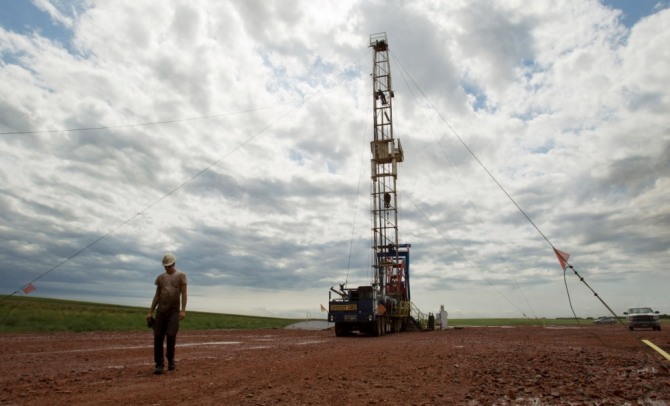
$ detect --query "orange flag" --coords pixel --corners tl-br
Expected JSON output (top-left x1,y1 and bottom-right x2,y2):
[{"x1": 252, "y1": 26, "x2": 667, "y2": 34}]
[
  {"x1": 553, "y1": 248, "x2": 570, "y2": 270},
  {"x1": 22, "y1": 283, "x2": 37, "y2": 294}
]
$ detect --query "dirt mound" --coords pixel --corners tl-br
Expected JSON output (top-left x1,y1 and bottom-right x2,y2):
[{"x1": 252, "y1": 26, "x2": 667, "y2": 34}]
[{"x1": 1, "y1": 325, "x2": 669, "y2": 405}]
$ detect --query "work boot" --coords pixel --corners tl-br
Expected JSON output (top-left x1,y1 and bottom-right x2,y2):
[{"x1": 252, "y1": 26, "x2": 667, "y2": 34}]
[
  {"x1": 154, "y1": 365, "x2": 164, "y2": 375},
  {"x1": 168, "y1": 361, "x2": 176, "y2": 371}
]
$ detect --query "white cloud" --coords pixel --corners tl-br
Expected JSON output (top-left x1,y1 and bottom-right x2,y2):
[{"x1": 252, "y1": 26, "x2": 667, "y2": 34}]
[{"x1": 1, "y1": 1, "x2": 669, "y2": 319}]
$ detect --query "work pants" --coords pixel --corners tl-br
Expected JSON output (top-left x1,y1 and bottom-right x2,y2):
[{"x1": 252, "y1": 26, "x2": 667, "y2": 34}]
[{"x1": 153, "y1": 311, "x2": 180, "y2": 367}]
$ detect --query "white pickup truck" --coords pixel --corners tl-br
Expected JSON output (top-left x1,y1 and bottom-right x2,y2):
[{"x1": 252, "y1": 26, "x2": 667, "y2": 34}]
[{"x1": 623, "y1": 307, "x2": 661, "y2": 331}]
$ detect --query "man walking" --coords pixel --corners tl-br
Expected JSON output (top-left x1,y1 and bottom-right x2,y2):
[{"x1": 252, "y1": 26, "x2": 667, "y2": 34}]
[{"x1": 146, "y1": 253, "x2": 187, "y2": 375}]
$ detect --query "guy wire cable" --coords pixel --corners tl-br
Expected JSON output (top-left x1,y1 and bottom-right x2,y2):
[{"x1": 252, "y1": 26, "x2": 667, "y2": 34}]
[
  {"x1": 1, "y1": 101, "x2": 305, "y2": 303},
  {"x1": 404, "y1": 191, "x2": 531, "y2": 319},
  {"x1": 344, "y1": 99, "x2": 372, "y2": 286},
  {"x1": 389, "y1": 50, "x2": 625, "y2": 322},
  {"x1": 391, "y1": 52, "x2": 537, "y2": 320},
  {"x1": 3, "y1": 49, "x2": 373, "y2": 303},
  {"x1": 389, "y1": 51, "x2": 670, "y2": 363}
]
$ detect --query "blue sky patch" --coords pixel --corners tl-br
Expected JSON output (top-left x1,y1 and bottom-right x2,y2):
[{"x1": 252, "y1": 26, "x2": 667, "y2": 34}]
[
  {"x1": 602, "y1": 0, "x2": 670, "y2": 27},
  {"x1": 0, "y1": 2, "x2": 74, "y2": 47}
]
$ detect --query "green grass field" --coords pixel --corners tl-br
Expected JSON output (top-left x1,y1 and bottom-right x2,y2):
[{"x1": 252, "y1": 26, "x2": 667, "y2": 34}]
[
  {"x1": 1, "y1": 296, "x2": 665, "y2": 333},
  {"x1": 0, "y1": 296, "x2": 300, "y2": 333}
]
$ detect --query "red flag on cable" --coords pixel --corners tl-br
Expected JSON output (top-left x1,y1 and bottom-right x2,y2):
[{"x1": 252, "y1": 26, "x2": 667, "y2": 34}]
[
  {"x1": 320, "y1": 304, "x2": 327, "y2": 312},
  {"x1": 22, "y1": 283, "x2": 37, "y2": 294},
  {"x1": 553, "y1": 248, "x2": 570, "y2": 270}
]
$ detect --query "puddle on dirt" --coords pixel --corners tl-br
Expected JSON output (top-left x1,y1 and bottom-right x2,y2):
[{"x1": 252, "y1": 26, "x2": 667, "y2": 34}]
[
  {"x1": 296, "y1": 340, "x2": 327, "y2": 345},
  {"x1": 37, "y1": 341, "x2": 244, "y2": 354},
  {"x1": 487, "y1": 396, "x2": 667, "y2": 406},
  {"x1": 180, "y1": 341, "x2": 242, "y2": 347},
  {"x1": 618, "y1": 366, "x2": 657, "y2": 377},
  {"x1": 544, "y1": 326, "x2": 580, "y2": 329}
]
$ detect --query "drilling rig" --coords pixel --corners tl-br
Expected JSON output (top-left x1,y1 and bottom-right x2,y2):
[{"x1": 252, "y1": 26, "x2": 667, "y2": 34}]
[{"x1": 328, "y1": 33, "x2": 423, "y2": 336}]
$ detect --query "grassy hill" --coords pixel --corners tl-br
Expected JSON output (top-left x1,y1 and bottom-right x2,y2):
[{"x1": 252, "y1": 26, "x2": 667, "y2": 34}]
[
  {"x1": 0, "y1": 296, "x2": 301, "y2": 333},
  {"x1": 3, "y1": 295, "x2": 663, "y2": 333}
]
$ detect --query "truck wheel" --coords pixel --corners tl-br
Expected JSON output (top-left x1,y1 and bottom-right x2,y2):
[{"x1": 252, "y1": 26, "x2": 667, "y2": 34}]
[
  {"x1": 393, "y1": 319, "x2": 401, "y2": 334},
  {"x1": 374, "y1": 319, "x2": 383, "y2": 337},
  {"x1": 335, "y1": 323, "x2": 348, "y2": 337}
]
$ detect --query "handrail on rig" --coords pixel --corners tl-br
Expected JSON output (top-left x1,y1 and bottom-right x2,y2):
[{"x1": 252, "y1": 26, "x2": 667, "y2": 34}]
[
  {"x1": 410, "y1": 302, "x2": 428, "y2": 328},
  {"x1": 370, "y1": 32, "x2": 388, "y2": 49},
  {"x1": 391, "y1": 300, "x2": 411, "y2": 317}
]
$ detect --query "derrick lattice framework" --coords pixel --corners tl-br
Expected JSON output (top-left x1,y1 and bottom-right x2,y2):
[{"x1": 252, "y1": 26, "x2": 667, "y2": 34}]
[{"x1": 369, "y1": 33, "x2": 408, "y2": 304}]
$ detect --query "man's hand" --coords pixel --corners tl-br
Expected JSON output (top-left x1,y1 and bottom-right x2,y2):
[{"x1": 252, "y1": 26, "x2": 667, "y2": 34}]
[
  {"x1": 146, "y1": 314, "x2": 155, "y2": 328},
  {"x1": 179, "y1": 310, "x2": 186, "y2": 320}
]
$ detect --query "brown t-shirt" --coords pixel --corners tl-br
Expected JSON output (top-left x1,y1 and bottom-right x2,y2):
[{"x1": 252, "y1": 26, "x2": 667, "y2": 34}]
[{"x1": 155, "y1": 270, "x2": 187, "y2": 313}]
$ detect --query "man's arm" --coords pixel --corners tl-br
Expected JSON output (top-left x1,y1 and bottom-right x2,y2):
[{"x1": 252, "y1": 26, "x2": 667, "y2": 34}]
[
  {"x1": 179, "y1": 282, "x2": 187, "y2": 320},
  {"x1": 146, "y1": 285, "x2": 160, "y2": 320}
]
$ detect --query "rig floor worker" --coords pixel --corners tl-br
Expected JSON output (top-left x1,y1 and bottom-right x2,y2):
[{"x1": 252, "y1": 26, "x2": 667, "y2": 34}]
[{"x1": 146, "y1": 253, "x2": 187, "y2": 375}]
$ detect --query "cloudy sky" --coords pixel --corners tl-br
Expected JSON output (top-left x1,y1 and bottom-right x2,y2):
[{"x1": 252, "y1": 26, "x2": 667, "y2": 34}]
[{"x1": 1, "y1": 0, "x2": 668, "y2": 319}]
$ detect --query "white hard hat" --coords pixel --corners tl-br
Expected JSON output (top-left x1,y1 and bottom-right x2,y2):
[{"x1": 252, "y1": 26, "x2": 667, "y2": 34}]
[{"x1": 162, "y1": 253, "x2": 176, "y2": 267}]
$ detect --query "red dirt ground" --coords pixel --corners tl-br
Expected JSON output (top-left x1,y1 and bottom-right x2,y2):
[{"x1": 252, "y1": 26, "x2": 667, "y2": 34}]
[{"x1": 1, "y1": 324, "x2": 669, "y2": 405}]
